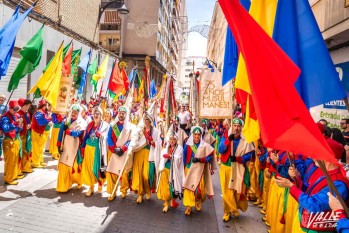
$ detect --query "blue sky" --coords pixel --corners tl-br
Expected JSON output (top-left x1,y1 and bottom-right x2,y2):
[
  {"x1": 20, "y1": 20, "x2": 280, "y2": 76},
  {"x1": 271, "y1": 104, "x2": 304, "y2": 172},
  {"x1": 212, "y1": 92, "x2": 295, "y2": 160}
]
[{"x1": 186, "y1": 0, "x2": 216, "y2": 57}]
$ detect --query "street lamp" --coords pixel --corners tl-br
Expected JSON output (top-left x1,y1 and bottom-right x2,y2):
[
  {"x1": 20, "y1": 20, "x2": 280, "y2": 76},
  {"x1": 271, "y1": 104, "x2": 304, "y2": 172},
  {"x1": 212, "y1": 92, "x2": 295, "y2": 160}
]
[{"x1": 117, "y1": 2, "x2": 129, "y2": 58}]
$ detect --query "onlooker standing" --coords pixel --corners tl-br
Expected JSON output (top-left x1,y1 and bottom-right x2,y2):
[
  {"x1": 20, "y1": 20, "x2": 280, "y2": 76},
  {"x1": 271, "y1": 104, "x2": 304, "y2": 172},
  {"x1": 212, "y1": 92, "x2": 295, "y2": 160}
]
[
  {"x1": 340, "y1": 118, "x2": 349, "y2": 163},
  {"x1": 178, "y1": 105, "x2": 191, "y2": 135}
]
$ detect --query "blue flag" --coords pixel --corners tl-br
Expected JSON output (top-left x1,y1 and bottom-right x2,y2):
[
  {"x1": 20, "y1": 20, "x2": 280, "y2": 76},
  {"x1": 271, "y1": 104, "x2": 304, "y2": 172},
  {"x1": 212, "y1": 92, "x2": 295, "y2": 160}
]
[
  {"x1": 78, "y1": 50, "x2": 91, "y2": 95},
  {"x1": 150, "y1": 79, "x2": 157, "y2": 98},
  {"x1": 221, "y1": 0, "x2": 250, "y2": 86},
  {"x1": 273, "y1": 0, "x2": 346, "y2": 108},
  {"x1": 128, "y1": 68, "x2": 136, "y2": 85},
  {"x1": 0, "y1": 5, "x2": 34, "y2": 78}
]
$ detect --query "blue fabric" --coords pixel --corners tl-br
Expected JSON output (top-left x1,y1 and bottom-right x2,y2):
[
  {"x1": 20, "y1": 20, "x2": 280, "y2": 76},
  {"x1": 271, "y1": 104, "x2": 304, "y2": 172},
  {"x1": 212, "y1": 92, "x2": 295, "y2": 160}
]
[
  {"x1": 107, "y1": 122, "x2": 128, "y2": 147},
  {"x1": 299, "y1": 180, "x2": 348, "y2": 213},
  {"x1": 259, "y1": 149, "x2": 268, "y2": 163},
  {"x1": 78, "y1": 50, "x2": 91, "y2": 94},
  {"x1": 272, "y1": 0, "x2": 346, "y2": 108},
  {"x1": 337, "y1": 218, "x2": 349, "y2": 233},
  {"x1": 0, "y1": 5, "x2": 33, "y2": 77},
  {"x1": 128, "y1": 68, "x2": 135, "y2": 85},
  {"x1": 276, "y1": 155, "x2": 306, "y2": 179},
  {"x1": 301, "y1": 160, "x2": 318, "y2": 192},
  {"x1": 0, "y1": 115, "x2": 20, "y2": 134},
  {"x1": 218, "y1": 136, "x2": 227, "y2": 154},
  {"x1": 34, "y1": 111, "x2": 50, "y2": 126},
  {"x1": 150, "y1": 79, "x2": 157, "y2": 98},
  {"x1": 221, "y1": 0, "x2": 250, "y2": 86}
]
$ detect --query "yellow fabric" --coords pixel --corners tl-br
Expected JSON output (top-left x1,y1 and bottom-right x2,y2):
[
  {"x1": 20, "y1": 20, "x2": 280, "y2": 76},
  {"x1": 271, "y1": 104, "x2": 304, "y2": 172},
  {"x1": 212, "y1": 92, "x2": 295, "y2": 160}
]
[
  {"x1": 31, "y1": 130, "x2": 47, "y2": 166},
  {"x1": 28, "y1": 44, "x2": 64, "y2": 110},
  {"x1": 220, "y1": 163, "x2": 240, "y2": 215},
  {"x1": 71, "y1": 159, "x2": 81, "y2": 185},
  {"x1": 157, "y1": 167, "x2": 171, "y2": 201},
  {"x1": 56, "y1": 162, "x2": 73, "y2": 192},
  {"x1": 285, "y1": 195, "x2": 299, "y2": 233},
  {"x1": 3, "y1": 138, "x2": 20, "y2": 183},
  {"x1": 262, "y1": 169, "x2": 271, "y2": 210},
  {"x1": 247, "y1": 161, "x2": 258, "y2": 199},
  {"x1": 131, "y1": 148, "x2": 151, "y2": 196},
  {"x1": 20, "y1": 135, "x2": 32, "y2": 172},
  {"x1": 292, "y1": 210, "x2": 305, "y2": 233},
  {"x1": 235, "y1": 0, "x2": 278, "y2": 143},
  {"x1": 49, "y1": 127, "x2": 60, "y2": 157},
  {"x1": 183, "y1": 167, "x2": 206, "y2": 207},
  {"x1": 267, "y1": 177, "x2": 285, "y2": 233},
  {"x1": 81, "y1": 144, "x2": 97, "y2": 186},
  {"x1": 92, "y1": 54, "x2": 109, "y2": 82},
  {"x1": 266, "y1": 176, "x2": 277, "y2": 223}
]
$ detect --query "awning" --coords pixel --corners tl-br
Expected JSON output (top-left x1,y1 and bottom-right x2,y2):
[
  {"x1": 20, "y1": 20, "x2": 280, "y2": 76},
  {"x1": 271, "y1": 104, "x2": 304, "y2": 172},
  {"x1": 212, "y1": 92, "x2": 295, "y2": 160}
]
[{"x1": 104, "y1": 11, "x2": 120, "y2": 24}]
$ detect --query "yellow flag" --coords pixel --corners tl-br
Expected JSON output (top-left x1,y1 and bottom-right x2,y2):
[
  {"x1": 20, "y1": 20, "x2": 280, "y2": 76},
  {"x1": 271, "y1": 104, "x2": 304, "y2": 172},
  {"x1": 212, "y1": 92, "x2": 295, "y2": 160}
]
[
  {"x1": 92, "y1": 54, "x2": 109, "y2": 82},
  {"x1": 235, "y1": 0, "x2": 277, "y2": 143},
  {"x1": 28, "y1": 43, "x2": 64, "y2": 110}
]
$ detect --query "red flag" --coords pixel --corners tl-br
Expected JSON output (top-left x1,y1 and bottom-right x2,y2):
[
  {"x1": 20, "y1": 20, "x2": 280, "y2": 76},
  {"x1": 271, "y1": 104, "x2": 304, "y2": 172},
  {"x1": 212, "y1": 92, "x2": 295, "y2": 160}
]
[
  {"x1": 218, "y1": 0, "x2": 337, "y2": 164},
  {"x1": 62, "y1": 43, "x2": 73, "y2": 75},
  {"x1": 121, "y1": 67, "x2": 129, "y2": 91},
  {"x1": 108, "y1": 61, "x2": 124, "y2": 95}
]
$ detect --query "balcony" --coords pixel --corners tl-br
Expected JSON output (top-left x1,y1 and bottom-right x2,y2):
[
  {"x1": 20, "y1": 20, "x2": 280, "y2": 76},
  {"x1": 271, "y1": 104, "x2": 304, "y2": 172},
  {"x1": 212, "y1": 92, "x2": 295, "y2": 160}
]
[
  {"x1": 100, "y1": 24, "x2": 121, "y2": 33},
  {"x1": 101, "y1": 45, "x2": 120, "y2": 53}
]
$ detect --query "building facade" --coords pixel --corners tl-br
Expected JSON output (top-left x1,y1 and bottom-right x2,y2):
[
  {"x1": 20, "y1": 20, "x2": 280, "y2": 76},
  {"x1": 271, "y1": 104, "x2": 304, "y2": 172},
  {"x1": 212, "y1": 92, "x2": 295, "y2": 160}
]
[{"x1": 100, "y1": 0, "x2": 187, "y2": 86}]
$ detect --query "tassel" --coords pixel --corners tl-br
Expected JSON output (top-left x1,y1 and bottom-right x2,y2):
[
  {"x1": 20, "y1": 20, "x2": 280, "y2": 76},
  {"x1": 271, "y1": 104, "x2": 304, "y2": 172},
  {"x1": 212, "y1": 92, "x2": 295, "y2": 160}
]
[
  {"x1": 72, "y1": 167, "x2": 75, "y2": 174},
  {"x1": 171, "y1": 199, "x2": 179, "y2": 209},
  {"x1": 280, "y1": 214, "x2": 285, "y2": 224}
]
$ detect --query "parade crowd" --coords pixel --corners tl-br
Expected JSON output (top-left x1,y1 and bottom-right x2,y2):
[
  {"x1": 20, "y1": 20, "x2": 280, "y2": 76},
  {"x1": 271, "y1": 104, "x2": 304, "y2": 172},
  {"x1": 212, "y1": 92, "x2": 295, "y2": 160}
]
[{"x1": 1, "y1": 93, "x2": 349, "y2": 233}]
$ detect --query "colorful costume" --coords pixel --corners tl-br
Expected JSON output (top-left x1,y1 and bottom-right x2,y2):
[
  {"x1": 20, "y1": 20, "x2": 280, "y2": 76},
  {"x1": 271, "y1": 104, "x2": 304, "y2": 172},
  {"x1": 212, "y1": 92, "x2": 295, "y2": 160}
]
[
  {"x1": 106, "y1": 106, "x2": 133, "y2": 201},
  {"x1": 182, "y1": 126, "x2": 215, "y2": 216},
  {"x1": 31, "y1": 106, "x2": 51, "y2": 168},
  {"x1": 17, "y1": 107, "x2": 32, "y2": 173},
  {"x1": 0, "y1": 101, "x2": 23, "y2": 184},
  {"x1": 218, "y1": 128, "x2": 254, "y2": 221},
  {"x1": 81, "y1": 110, "x2": 109, "y2": 197},
  {"x1": 56, "y1": 105, "x2": 87, "y2": 192},
  {"x1": 50, "y1": 113, "x2": 64, "y2": 160},
  {"x1": 157, "y1": 141, "x2": 184, "y2": 212}
]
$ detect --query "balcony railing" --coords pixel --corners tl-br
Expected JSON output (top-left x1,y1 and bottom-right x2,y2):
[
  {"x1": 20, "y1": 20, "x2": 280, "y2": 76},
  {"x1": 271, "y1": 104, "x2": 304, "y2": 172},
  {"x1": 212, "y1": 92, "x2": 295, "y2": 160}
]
[
  {"x1": 100, "y1": 24, "x2": 120, "y2": 31},
  {"x1": 101, "y1": 45, "x2": 120, "y2": 53}
]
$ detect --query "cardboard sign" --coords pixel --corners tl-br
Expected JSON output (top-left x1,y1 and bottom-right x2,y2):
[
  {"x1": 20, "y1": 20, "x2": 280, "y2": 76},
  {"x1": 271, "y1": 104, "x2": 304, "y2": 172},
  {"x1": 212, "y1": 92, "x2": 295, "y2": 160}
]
[{"x1": 54, "y1": 74, "x2": 73, "y2": 114}]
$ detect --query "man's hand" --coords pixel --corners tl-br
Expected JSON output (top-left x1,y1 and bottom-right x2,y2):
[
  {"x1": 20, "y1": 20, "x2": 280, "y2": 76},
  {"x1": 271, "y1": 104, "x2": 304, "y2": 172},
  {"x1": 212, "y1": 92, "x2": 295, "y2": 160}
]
[
  {"x1": 328, "y1": 192, "x2": 344, "y2": 211},
  {"x1": 270, "y1": 152, "x2": 278, "y2": 163},
  {"x1": 275, "y1": 177, "x2": 294, "y2": 188},
  {"x1": 27, "y1": 124, "x2": 31, "y2": 130},
  {"x1": 265, "y1": 170, "x2": 271, "y2": 178},
  {"x1": 114, "y1": 147, "x2": 124, "y2": 156}
]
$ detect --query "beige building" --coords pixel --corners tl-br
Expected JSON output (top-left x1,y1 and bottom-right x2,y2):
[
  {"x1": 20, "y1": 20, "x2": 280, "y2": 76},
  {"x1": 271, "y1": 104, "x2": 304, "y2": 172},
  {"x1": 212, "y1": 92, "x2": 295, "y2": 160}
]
[
  {"x1": 100, "y1": 0, "x2": 187, "y2": 84},
  {"x1": 206, "y1": 2, "x2": 227, "y2": 72}
]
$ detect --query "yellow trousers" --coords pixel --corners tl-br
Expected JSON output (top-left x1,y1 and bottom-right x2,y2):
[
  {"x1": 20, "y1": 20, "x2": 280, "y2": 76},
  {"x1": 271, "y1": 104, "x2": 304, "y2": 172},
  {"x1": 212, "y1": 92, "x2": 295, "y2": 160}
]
[
  {"x1": 157, "y1": 168, "x2": 171, "y2": 201},
  {"x1": 81, "y1": 144, "x2": 97, "y2": 187},
  {"x1": 56, "y1": 162, "x2": 73, "y2": 192},
  {"x1": 285, "y1": 194, "x2": 299, "y2": 233},
  {"x1": 3, "y1": 138, "x2": 20, "y2": 183},
  {"x1": 49, "y1": 127, "x2": 60, "y2": 159},
  {"x1": 183, "y1": 167, "x2": 206, "y2": 207},
  {"x1": 247, "y1": 161, "x2": 258, "y2": 200},
  {"x1": 20, "y1": 135, "x2": 32, "y2": 173},
  {"x1": 220, "y1": 163, "x2": 241, "y2": 215},
  {"x1": 131, "y1": 148, "x2": 150, "y2": 196},
  {"x1": 262, "y1": 169, "x2": 271, "y2": 211},
  {"x1": 31, "y1": 130, "x2": 47, "y2": 166},
  {"x1": 266, "y1": 177, "x2": 285, "y2": 233}
]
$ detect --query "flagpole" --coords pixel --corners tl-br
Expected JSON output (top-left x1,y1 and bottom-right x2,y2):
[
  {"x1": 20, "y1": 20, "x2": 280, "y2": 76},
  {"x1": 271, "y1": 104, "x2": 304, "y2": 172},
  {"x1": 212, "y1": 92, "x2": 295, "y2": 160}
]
[{"x1": 1, "y1": 90, "x2": 14, "y2": 115}]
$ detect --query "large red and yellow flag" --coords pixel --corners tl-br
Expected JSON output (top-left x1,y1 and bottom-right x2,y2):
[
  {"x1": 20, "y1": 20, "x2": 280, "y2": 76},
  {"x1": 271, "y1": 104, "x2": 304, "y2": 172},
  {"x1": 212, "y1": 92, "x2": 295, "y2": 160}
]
[
  {"x1": 218, "y1": 0, "x2": 338, "y2": 164},
  {"x1": 235, "y1": 0, "x2": 278, "y2": 143}
]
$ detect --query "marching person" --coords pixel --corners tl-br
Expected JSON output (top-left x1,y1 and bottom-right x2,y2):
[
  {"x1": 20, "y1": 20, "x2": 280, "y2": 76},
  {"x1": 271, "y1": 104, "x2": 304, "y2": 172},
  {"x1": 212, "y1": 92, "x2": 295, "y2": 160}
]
[
  {"x1": 50, "y1": 113, "x2": 64, "y2": 160},
  {"x1": 17, "y1": 98, "x2": 33, "y2": 173},
  {"x1": 80, "y1": 107, "x2": 109, "y2": 197},
  {"x1": 165, "y1": 116, "x2": 188, "y2": 146},
  {"x1": 0, "y1": 94, "x2": 8, "y2": 161},
  {"x1": 130, "y1": 112, "x2": 161, "y2": 204},
  {"x1": 81, "y1": 104, "x2": 92, "y2": 125},
  {"x1": 218, "y1": 118, "x2": 254, "y2": 221},
  {"x1": 106, "y1": 106, "x2": 133, "y2": 201},
  {"x1": 157, "y1": 132, "x2": 184, "y2": 213},
  {"x1": 31, "y1": 99, "x2": 52, "y2": 168},
  {"x1": 178, "y1": 105, "x2": 191, "y2": 135},
  {"x1": 0, "y1": 100, "x2": 23, "y2": 185},
  {"x1": 201, "y1": 119, "x2": 216, "y2": 146},
  {"x1": 56, "y1": 104, "x2": 87, "y2": 192},
  {"x1": 104, "y1": 109, "x2": 114, "y2": 124},
  {"x1": 182, "y1": 125, "x2": 215, "y2": 216}
]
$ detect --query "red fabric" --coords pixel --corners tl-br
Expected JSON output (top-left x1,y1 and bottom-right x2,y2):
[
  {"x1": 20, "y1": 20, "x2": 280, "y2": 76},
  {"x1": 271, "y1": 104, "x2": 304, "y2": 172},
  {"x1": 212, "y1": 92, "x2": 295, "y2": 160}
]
[
  {"x1": 18, "y1": 110, "x2": 30, "y2": 136},
  {"x1": 108, "y1": 61, "x2": 124, "y2": 95},
  {"x1": 2, "y1": 112, "x2": 19, "y2": 138},
  {"x1": 9, "y1": 100, "x2": 19, "y2": 108},
  {"x1": 18, "y1": 98, "x2": 25, "y2": 107},
  {"x1": 62, "y1": 43, "x2": 73, "y2": 75},
  {"x1": 31, "y1": 109, "x2": 48, "y2": 134},
  {"x1": 218, "y1": 0, "x2": 338, "y2": 165},
  {"x1": 335, "y1": 209, "x2": 347, "y2": 220},
  {"x1": 121, "y1": 68, "x2": 129, "y2": 92},
  {"x1": 163, "y1": 154, "x2": 171, "y2": 159},
  {"x1": 326, "y1": 138, "x2": 344, "y2": 160},
  {"x1": 121, "y1": 145, "x2": 128, "y2": 152}
]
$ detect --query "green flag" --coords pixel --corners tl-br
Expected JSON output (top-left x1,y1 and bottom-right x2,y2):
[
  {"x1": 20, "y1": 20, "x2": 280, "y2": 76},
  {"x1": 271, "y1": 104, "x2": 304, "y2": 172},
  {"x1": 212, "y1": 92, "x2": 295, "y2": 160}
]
[
  {"x1": 33, "y1": 87, "x2": 41, "y2": 99},
  {"x1": 71, "y1": 48, "x2": 82, "y2": 85},
  {"x1": 88, "y1": 57, "x2": 98, "y2": 92},
  {"x1": 8, "y1": 25, "x2": 44, "y2": 92}
]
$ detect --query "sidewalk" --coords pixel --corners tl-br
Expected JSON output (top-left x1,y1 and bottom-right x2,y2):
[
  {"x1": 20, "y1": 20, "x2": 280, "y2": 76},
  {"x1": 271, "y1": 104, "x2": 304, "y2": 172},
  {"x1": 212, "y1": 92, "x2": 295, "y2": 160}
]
[{"x1": 0, "y1": 154, "x2": 266, "y2": 233}]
